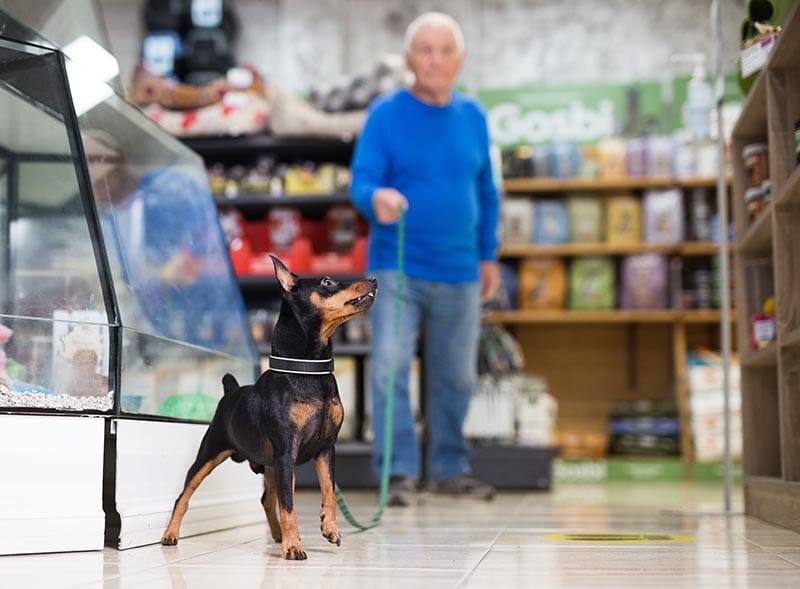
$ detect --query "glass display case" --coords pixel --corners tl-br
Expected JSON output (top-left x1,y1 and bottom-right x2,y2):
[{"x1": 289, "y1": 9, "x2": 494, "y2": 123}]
[{"x1": 0, "y1": 10, "x2": 258, "y2": 421}]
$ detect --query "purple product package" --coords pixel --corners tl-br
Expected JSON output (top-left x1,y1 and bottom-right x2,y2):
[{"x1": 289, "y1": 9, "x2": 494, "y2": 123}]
[{"x1": 620, "y1": 254, "x2": 669, "y2": 309}]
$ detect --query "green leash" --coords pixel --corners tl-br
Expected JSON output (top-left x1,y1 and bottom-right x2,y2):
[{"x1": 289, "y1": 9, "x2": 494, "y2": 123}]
[{"x1": 334, "y1": 210, "x2": 404, "y2": 530}]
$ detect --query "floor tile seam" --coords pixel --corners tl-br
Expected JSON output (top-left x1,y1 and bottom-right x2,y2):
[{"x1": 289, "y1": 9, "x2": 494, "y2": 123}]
[
  {"x1": 765, "y1": 551, "x2": 800, "y2": 568},
  {"x1": 455, "y1": 496, "x2": 531, "y2": 587}
]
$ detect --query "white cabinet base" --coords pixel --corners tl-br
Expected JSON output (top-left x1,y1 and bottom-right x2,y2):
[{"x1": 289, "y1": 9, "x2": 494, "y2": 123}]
[
  {"x1": 113, "y1": 419, "x2": 264, "y2": 549},
  {"x1": 0, "y1": 415, "x2": 105, "y2": 555}
]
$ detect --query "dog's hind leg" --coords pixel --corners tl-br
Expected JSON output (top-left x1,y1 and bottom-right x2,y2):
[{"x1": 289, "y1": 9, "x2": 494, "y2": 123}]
[
  {"x1": 314, "y1": 446, "x2": 341, "y2": 546},
  {"x1": 261, "y1": 466, "x2": 282, "y2": 543},
  {"x1": 161, "y1": 429, "x2": 233, "y2": 546}
]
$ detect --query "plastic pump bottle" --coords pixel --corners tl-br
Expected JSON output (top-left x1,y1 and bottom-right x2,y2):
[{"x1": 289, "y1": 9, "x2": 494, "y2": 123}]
[{"x1": 682, "y1": 54, "x2": 713, "y2": 141}]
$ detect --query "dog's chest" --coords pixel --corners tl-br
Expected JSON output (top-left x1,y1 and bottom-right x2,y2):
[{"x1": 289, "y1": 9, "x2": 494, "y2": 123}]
[{"x1": 290, "y1": 396, "x2": 344, "y2": 443}]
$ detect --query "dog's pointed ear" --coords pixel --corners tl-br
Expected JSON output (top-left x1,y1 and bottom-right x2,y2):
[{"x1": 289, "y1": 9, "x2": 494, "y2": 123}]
[{"x1": 270, "y1": 255, "x2": 296, "y2": 293}]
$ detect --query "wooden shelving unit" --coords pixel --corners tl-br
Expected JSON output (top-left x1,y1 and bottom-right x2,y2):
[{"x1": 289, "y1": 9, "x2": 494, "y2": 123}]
[
  {"x1": 483, "y1": 309, "x2": 726, "y2": 325},
  {"x1": 495, "y1": 170, "x2": 733, "y2": 468},
  {"x1": 732, "y1": 3, "x2": 800, "y2": 535}
]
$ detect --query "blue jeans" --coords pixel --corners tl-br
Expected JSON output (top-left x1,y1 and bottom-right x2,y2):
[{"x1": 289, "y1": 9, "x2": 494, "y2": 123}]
[{"x1": 368, "y1": 270, "x2": 480, "y2": 483}]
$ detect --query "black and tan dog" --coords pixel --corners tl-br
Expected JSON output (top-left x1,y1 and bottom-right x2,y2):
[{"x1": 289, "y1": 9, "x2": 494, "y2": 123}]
[{"x1": 161, "y1": 255, "x2": 376, "y2": 560}]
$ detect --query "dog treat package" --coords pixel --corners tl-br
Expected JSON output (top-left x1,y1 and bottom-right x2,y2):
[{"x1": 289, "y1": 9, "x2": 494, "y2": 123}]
[
  {"x1": 605, "y1": 195, "x2": 642, "y2": 245},
  {"x1": 548, "y1": 142, "x2": 582, "y2": 178},
  {"x1": 267, "y1": 206, "x2": 303, "y2": 251},
  {"x1": 567, "y1": 194, "x2": 603, "y2": 243},
  {"x1": 569, "y1": 256, "x2": 616, "y2": 310},
  {"x1": 518, "y1": 257, "x2": 566, "y2": 310},
  {"x1": 643, "y1": 188, "x2": 684, "y2": 244},
  {"x1": 597, "y1": 137, "x2": 627, "y2": 179},
  {"x1": 324, "y1": 204, "x2": 359, "y2": 253},
  {"x1": 625, "y1": 138, "x2": 648, "y2": 177},
  {"x1": 646, "y1": 135, "x2": 674, "y2": 177},
  {"x1": 501, "y1": 199, "x2": 535, "y2": 245},
  {"x1": 534, "y1": 199, "x2": 569, "y2": 244},
  {"x1": 620, "y1": 254, "x2": 669, "y2": 309}
]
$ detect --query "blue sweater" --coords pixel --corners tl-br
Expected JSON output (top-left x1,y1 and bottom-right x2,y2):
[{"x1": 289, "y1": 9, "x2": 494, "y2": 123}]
[{"x1": 350, "y1": 88, "x2": 499, "y2": 282}]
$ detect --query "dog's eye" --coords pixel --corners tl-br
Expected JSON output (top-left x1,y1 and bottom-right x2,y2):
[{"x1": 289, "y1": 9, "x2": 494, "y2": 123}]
[{"x1": 321, "y1": 276, "x2": 337, "y2": 288}]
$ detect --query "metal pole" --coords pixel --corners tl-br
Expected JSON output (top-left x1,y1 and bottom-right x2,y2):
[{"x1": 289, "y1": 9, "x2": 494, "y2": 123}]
[{"x1": 711, "y1": 0, "x2": 733, "y2": 513}]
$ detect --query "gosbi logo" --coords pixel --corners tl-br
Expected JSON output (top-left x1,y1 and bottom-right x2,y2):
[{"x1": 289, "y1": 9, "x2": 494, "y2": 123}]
[{"x1": 488, "y1": 99, "x2": 615, "y2": 145}]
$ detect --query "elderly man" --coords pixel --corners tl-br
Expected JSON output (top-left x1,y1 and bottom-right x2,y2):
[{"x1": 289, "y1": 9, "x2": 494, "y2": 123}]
[{"x1": 350, "y1": 12, "x2": 500, "y2": 507}]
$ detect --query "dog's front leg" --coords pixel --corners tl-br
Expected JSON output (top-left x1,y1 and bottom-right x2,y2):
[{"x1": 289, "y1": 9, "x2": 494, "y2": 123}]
[
  {"x1": 275, "y1": 453, "x2": 306, "y2": 560},
  {"x1": 314, "y1": 446, "x2": 341, "y2": 546}
]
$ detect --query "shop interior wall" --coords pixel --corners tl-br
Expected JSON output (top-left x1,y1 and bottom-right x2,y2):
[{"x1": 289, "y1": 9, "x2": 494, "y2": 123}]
[{"x1": 99, "y1": 0, "x2": 745, "y2": 97}]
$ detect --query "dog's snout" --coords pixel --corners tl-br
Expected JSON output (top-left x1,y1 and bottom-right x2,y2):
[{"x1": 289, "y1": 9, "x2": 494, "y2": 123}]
[{"x1": 368, "y1": 278, "x2": 377, "y2": 285}]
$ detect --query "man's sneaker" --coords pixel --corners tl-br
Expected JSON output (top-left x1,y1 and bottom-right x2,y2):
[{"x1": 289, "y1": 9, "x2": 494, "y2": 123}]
[
  {"x1": 387, "y1": 475, "x2": 417, "y2": 507},
  {"x1": 427, "y1": 474, "x2": 496, "y2": 500}
]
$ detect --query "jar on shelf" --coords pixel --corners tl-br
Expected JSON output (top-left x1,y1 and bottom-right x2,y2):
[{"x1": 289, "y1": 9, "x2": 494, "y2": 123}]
[
  {"x1": 742, "y1": 142, "x2": 769, "y2": 187},
  {"x1": 745, "y1": 185, "x2": 765, "y2": 220}
]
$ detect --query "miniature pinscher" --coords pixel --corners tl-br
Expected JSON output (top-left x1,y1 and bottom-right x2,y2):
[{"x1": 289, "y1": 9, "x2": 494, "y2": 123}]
[{"x1": 161, "y1": 255, "x2": 377, "y2": 560}]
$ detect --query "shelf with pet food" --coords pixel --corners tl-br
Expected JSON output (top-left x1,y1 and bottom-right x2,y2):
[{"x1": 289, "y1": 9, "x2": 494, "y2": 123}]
[
  {"x1": 732, "y1": 0, "x2": 800, "y2": 535},
  {"x1": 503, "y1": 176, "x2": 730, "y2": 194},
  {"x1": 494, "y1": 174, "x2": 735, "y2": 469},
  {"x1": 482, "y1": 309, "x2": 728, "y2": 325},
  {"x1": 214, "y1": 191, "x2": 352, "y2": 211},
  {"x1": 498, "y1": 241, "x2": 726, "y2": 258}
]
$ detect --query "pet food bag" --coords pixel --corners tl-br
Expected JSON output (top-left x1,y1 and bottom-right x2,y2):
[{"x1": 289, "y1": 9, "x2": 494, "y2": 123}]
[
  {"x1": 534, "y1": 199, "x2": 568, "y2": 244},
  {"x1": 518, "y1": 257, "x2": 566, "y2": 310},
  {"x1": 501, "y1": 199, "x2": 535, "y2": 245},
  {"x1": 620, "y1": 254, "x2": 669, "y2": 309},
  {"x1": 567, "y1": 194, "x2": 603, "y2": 243},
  {"x1": 569, "y1": 256, "x2": 616, "y2": 310},
  {"x1": 643, "y1": 188, "x2": 684, "y2": 244},
  {"x1": 605, "y1": 195, "x2": 642, "y2": 245},
  {"x1": 597, "y1": 137, "x2": 627, "y2": 179}
]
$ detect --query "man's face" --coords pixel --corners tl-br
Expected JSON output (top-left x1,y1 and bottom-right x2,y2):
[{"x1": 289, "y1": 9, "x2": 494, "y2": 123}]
[{"x1": 406, "y1": 24, "x2": 464, "y2": 97}]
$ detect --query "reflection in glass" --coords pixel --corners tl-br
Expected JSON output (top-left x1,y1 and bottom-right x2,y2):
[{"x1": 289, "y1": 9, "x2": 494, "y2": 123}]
[{"x1": 0, "y1": 17, "x2": 257, "y2": 418}]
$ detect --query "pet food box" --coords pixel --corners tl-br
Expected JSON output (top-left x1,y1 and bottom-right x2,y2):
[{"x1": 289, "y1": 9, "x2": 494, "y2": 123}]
[
  {"x1": 501, "y1": 199, "x2": 534, "y2": 245},
  {"x1": 620, "y1": 254, "x2": 669, "y2": 309},
  {"x1": 567, "y1": 194, "x2": 603, "y2": 243},
  {"x1": 518, "y1": 257, "x2": 566, "y2": 310},
  {"x1": 569, "y1": 256, "x2": 616, "y2": 310},
  {"x1": 643, "y1": 188, "x2": 684, "y2": 244},
  {"x1": 534, "y1": 199, "x2": 568, "y2": 244},
  {"x1": 605, "y1": 195, "x2": 641, "y2": 244}
]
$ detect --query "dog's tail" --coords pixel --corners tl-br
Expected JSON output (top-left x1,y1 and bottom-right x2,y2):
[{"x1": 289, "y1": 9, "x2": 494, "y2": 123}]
[{"x1": 222, "y1": 373, "x2": 239, "y2": 395}]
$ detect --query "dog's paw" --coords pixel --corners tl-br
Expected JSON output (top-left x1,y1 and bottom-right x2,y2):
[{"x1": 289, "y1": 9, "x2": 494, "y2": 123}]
[
  {"x1": 161, "y1": 534, "x2": 179, "y2": 546},
  {"x1": 282, "y1": 544, "x2": 307, "y2": 560},
  {"x1": 321, "y1": 524, "x2": 341, "y2": 546}
]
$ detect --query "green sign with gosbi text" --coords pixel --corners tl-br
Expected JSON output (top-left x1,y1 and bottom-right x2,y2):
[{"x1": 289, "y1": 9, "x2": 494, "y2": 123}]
[{"x1": 478, "y1": 82, "x2": 666, "y2": 148}]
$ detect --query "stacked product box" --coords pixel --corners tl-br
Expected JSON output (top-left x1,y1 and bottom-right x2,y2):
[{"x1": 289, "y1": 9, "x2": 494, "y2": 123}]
[
  {"x1": 515, "y1": 375, "x2": 558, "y2": 447},
  {"x1": 687, "y1": 352, "x2": 742, "y2": 462}
]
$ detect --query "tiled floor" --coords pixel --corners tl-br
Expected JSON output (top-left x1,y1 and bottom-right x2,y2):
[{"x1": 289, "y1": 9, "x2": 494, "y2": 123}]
[{"x1": 2, "y1": 481, "x2": 800, "y2": 588}]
